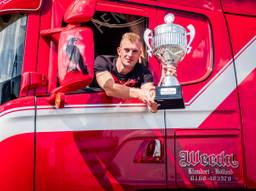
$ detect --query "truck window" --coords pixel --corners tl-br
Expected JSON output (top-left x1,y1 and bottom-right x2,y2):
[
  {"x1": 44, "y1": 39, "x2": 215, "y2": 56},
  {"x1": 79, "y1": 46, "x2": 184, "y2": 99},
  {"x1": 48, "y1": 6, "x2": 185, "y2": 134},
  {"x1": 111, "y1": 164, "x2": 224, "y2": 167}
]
[
  {"x1": 85, "y1": 11, "x2": 148, "y2": 58},
  {"x1": 0, "y1": 14, "x2": 27, "y2": 104},
  {"x1": 83, "y1": 11, "x2": 148, "y2": 90}
]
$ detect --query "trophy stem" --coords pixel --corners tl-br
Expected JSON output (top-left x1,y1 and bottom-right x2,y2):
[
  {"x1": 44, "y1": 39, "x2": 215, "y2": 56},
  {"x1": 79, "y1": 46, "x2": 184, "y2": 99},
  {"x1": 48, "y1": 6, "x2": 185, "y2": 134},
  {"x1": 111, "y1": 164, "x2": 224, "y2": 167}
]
[{"x1": 161, "y1": 75, "x2": 179, "y2": 86}]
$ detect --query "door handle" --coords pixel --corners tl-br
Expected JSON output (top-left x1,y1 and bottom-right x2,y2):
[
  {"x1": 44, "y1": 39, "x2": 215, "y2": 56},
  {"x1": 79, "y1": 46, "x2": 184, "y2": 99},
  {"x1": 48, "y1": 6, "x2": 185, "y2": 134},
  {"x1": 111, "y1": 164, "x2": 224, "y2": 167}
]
[
  {"x1": 152, "y1": 139, "x2": 161, "y2": 158},
  {"x1": 134, "y1": 139, "x2": 164, "y2": 163}
]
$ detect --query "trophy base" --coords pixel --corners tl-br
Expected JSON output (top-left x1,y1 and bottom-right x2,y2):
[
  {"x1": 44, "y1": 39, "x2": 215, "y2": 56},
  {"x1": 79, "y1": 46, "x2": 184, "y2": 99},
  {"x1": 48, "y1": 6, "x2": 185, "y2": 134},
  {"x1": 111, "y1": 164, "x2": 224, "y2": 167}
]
[{"x1": 155, "y1": 85, "x2": 185, "y2": 109}]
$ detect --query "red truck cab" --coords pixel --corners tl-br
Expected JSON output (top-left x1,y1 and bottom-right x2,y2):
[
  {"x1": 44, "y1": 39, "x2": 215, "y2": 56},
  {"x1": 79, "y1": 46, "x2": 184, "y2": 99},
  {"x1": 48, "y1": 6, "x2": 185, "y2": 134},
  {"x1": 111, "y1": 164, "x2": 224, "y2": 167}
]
[{"x1": 0, "y1": 0, "x2": 256, "y2": 190}]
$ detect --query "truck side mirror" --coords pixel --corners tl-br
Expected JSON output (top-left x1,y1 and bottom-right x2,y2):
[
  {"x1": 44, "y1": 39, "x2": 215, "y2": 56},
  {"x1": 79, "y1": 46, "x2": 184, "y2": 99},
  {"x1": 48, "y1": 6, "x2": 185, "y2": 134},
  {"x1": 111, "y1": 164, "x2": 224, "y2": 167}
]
[
  {"x1": 46, "y1": 0, "x2": 96, "y2": 108},
  {"x1": 49, "y1": 27, "x2": 94, "y2": 107},
  {"x1": 55, "y1": 27, "x2": 94, "y2": 93}
]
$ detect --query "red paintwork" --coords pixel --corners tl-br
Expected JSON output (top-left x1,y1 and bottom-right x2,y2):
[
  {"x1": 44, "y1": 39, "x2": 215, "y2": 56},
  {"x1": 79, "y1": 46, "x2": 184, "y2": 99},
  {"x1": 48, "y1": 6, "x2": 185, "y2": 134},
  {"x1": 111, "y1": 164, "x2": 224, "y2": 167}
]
[
  {"x1": 0, "y1": 133, "x2": 34, "y2": 191},
  {"x1": 0, "y1": 0, "x2": 42, "y2": 13},
  {"x1": 0, "y1": 0, "x2": 256, "y2": 190},
  {"x1": 35, "y1": 130, "x2": 166, "y2": 191},
  {"x1": 120, "y1": 0, "x2": 222, "y2": 11},
  {"x1": 225, "y1": 13, "x2": 256, "y2": 188},
  {"x1": 64, "y1": 0, "x2": 97, "y2": 23},
  {"x1": 237, "y1": 71, "x2": 256, "y2": 188},
  {"x1": 221, "y1": 0, "x2": 256, "y2": 16},
  {"x1": 20, "y1": 72, "x2": 48, "y2": 95},
  {"x1": 0, "y1": 97, "x2": 35, "y2": 191}
]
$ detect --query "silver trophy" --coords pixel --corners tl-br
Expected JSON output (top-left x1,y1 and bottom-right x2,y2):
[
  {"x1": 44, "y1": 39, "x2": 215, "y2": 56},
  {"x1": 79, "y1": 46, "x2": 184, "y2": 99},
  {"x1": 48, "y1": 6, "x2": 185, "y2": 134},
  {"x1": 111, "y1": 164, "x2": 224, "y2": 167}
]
[{"x1": 144, "y1": 13, "x2": 195, "y2": 109}]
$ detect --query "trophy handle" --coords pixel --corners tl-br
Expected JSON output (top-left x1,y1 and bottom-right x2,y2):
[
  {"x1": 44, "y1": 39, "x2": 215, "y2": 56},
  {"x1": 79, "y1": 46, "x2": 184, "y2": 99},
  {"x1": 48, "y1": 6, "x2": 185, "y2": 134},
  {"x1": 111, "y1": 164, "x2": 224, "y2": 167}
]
[
  {"x1": 143, "y1": 28, "x2": 153, "y2": 57},
  {"x1": 186, "y1": 24, "x2": 195, "y2": 54}
]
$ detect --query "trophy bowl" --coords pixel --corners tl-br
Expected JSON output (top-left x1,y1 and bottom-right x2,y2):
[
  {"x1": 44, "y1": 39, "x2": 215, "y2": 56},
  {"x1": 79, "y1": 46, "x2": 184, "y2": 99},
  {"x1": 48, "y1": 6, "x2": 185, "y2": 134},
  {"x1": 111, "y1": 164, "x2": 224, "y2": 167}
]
[{"x1": 144, "y1": 13, "x2": 195, "y2": 109}]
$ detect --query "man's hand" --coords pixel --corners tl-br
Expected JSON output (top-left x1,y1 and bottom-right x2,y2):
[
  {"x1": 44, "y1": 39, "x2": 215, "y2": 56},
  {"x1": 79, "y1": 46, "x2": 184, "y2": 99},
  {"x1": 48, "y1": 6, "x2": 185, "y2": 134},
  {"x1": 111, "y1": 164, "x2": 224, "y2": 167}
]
[
  {"x1": 146, "y1": 88, "x2": 158, "y2": 113},
  {"x1": 141, "y1": 84, "x2": 158, "y2": 113},
  {"x1": 162, "y1": 63, "x2": 177, "y2": 76}
]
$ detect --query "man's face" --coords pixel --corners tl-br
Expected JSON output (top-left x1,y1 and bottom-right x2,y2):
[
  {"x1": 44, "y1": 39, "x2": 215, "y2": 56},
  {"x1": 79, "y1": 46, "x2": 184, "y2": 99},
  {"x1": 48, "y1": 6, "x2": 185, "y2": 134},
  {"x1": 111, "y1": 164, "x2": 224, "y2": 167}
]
[{"x1": 117, "y1": 39, "x2": 142, "y2": 71}]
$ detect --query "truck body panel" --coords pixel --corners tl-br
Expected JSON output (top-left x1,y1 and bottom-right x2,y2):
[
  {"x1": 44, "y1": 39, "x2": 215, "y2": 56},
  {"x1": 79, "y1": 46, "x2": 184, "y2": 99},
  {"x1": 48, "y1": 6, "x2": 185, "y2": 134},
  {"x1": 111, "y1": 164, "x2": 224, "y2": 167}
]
[{"x1": 0, "y1": 0, "x2": 255, "y2": 190}]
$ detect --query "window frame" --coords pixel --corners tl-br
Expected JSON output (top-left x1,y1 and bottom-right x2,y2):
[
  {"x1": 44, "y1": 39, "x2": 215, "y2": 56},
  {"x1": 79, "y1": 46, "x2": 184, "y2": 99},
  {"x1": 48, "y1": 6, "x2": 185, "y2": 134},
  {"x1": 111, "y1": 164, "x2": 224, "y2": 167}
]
[{"x1": 0, "y1": 14, "x2": 27, "y2": 105}]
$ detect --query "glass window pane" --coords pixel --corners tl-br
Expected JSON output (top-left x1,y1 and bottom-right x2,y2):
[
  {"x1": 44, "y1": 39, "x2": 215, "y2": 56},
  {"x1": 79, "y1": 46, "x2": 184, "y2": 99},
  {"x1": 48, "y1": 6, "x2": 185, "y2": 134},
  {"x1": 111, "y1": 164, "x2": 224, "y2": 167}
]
[{"x1": 0, "y1": 14, "x2": 27, "y2": 83}]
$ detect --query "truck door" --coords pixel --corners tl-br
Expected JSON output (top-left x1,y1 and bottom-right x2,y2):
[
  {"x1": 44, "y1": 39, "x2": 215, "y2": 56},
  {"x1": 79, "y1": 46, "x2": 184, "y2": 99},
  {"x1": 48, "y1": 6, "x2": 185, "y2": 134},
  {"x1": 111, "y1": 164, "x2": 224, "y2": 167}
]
[
  {"x1": 155, "y1": 1, "x2": 245, "y2": 188},
  {"x1": 0, "y1": 13, "x2": 36, "y2": 191},
  {"x1": 35, "y1": 1, "x2": 167, "y2": 190},
  {"x1": 221, "y1": 0, "x2": 256, "y2": 187}
]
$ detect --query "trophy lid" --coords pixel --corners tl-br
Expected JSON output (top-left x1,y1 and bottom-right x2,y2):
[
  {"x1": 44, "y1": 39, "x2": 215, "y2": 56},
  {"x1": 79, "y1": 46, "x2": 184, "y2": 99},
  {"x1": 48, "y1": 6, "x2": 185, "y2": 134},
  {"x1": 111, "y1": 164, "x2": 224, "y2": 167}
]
[{"x1": 154, "y1": 13, "x2": 186, "y2": 35}]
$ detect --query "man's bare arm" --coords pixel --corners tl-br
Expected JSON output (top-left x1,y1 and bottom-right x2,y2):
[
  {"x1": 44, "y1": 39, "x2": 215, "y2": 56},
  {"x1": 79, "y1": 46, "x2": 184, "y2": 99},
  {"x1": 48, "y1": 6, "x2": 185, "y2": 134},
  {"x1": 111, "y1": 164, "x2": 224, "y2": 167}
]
[
  {"x1": 141, "y1": 82, "x2": 155, "y2": 92},
  {"x1": 96, "y1": 71, "x2": 158, "y2": 112},
  {"x1": 96, "y1": 71, "x2": 149, "y2": 103}
]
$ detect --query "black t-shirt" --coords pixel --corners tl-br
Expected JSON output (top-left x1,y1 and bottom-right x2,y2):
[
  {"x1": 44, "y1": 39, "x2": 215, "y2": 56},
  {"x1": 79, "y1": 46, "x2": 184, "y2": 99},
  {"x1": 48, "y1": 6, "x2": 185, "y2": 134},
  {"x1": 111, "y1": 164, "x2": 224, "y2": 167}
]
[{"x1": 92, "y1": 55, "x2": 153, "y2": 88}]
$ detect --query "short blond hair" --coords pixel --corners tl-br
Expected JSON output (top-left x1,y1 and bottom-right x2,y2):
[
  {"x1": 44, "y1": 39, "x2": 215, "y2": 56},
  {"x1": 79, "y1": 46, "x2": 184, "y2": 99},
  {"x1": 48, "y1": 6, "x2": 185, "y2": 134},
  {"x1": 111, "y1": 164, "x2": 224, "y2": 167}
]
[{"x1": 120, "y1": 32, "x2": 142, "y2": 45}]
